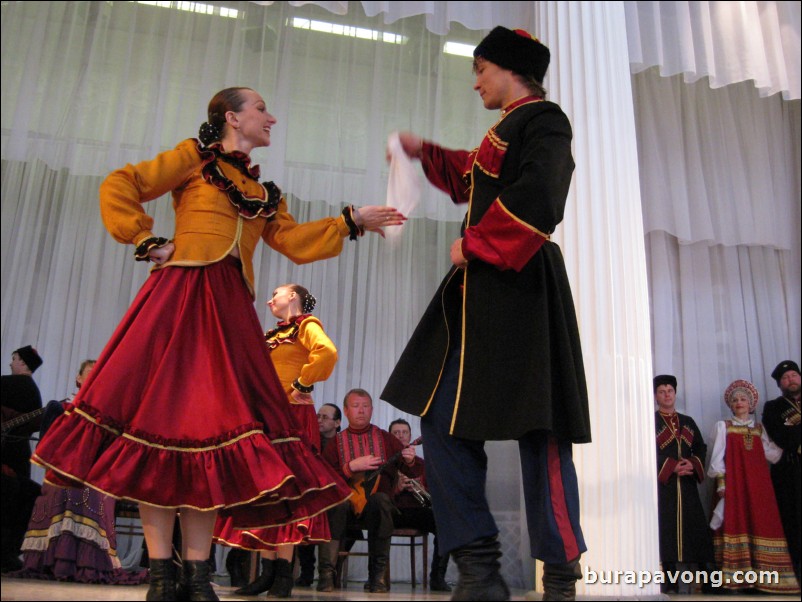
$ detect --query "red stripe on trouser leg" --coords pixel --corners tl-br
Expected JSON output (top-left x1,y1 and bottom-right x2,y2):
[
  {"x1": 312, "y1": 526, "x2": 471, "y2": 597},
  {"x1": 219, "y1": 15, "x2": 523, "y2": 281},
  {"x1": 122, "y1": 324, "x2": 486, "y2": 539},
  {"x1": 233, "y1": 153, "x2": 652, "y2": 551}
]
[{"x1": 547, "y1": 437, "x2": 580, "y2": 562}]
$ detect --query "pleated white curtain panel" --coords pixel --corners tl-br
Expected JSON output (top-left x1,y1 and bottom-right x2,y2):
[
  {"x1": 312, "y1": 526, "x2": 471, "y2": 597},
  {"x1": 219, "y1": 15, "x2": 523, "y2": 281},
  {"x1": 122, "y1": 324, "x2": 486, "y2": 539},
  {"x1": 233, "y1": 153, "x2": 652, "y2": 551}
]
[
  {"x1": 2, "y1": 0, "x2": 800, "y2": 596},
  {"x1": 625, "y1": 0, "x2": 800, "y2": 100}
]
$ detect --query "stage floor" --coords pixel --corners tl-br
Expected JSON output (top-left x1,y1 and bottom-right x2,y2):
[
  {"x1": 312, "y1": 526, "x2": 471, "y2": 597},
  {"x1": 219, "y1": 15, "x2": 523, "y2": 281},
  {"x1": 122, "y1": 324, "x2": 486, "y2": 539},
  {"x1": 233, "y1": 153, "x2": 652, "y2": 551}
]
[{"x1": 1, "y1": 575, "x2": 795, "y2": 602}]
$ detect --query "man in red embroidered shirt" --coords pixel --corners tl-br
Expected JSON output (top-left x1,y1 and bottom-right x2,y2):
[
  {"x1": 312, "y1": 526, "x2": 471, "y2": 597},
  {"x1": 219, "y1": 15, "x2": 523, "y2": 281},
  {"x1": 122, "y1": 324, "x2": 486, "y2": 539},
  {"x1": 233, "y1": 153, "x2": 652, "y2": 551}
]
[{"x1": 319, "y1": 389, "x2": 416, "y2": 593}]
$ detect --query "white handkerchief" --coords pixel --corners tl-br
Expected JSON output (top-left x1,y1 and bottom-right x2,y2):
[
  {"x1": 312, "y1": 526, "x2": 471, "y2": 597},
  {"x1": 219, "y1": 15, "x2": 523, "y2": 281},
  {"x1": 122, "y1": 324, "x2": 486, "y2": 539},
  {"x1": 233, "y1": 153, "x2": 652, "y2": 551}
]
[{"x1": 385, "y1": 131, "x2": 421, "y2": 241}]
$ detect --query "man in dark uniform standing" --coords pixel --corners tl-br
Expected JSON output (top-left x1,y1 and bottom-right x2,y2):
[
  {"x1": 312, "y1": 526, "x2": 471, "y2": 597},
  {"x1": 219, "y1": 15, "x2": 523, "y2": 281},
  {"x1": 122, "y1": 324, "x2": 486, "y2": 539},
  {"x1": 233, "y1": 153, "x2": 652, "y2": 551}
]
[
  {"x1": 653, "y1": 374, "x2": 714, "y2": 592},
  {"x1": 382, "y1": 27, "x2": 590, "y2": 601},
  {"x1": 762, "y1": 360, "x2": 801, "y2": 582},
  {"x1": 1, "y1": 345, "x2": 43, "y2": 572}
]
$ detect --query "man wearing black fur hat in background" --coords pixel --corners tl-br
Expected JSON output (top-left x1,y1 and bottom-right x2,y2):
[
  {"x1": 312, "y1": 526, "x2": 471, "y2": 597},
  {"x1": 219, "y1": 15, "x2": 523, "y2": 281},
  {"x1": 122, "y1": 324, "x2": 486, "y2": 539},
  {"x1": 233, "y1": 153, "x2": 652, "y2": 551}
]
[
  {"x1": 653, "y1": 374, "x2": 715, "y2": 594},
  {"x1": 382, "y1": 26, "x2": 589, "y2": 600},
  {"x1": 762, "y1": 360, "x2": 801, "y2": 582},
  {"x1": 1, "y1": 345, "x2": 43, "y2": 572}
]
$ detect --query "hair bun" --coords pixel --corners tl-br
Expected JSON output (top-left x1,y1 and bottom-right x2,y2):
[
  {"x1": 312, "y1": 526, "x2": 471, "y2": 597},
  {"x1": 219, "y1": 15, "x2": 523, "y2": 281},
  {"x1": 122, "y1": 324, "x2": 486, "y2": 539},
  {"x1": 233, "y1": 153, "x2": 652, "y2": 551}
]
[
  {"x1": 303, "y1": 294, "x2": 317, "y2": 313},
  {"x1": 198, "y1": 121, "x2": 221, "y2": 146}
]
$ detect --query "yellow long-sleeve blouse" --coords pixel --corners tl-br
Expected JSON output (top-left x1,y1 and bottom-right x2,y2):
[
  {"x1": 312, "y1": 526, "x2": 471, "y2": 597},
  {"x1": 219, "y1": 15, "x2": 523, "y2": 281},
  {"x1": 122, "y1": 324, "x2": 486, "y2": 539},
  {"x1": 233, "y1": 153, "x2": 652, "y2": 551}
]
[
  {"x1": 99, "y1": 138, "x2": 350, "y2": 297},
  {"x1": 267, "y1": 316, "x2": 338, "y2": 404}
]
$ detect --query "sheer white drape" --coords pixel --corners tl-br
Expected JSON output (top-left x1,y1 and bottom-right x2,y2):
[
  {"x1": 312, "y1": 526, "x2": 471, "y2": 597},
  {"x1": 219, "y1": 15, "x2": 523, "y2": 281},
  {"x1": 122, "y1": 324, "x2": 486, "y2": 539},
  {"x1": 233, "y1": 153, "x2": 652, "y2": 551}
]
[{"x1": 2, "y1": 0, "x2": 800, "y2": 595}]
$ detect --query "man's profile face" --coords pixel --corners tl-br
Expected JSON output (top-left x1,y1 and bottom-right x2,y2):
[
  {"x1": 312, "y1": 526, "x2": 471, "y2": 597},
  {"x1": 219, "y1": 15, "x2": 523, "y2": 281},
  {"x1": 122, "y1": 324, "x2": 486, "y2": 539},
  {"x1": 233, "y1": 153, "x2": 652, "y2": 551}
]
[
  {"x1": 473, "y1": 57, "x2": 518, "y2": 110},
  {"x1": 390, "y1": 423, "x2": 411, "y2": 446},
  {"x1": 9, "y1": 353, "x2": 29, "y2": 375}
]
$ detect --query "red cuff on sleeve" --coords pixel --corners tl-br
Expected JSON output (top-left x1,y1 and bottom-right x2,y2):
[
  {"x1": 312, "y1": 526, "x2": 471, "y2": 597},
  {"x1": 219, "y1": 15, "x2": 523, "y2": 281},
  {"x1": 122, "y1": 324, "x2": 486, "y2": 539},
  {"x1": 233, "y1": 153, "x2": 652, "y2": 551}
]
[
  {"x1": 658, "y1": 458, "x2": 678, "y2": 485},
  {"x1": 342, "y1": 460, "x2": 353, "y2": 479},
  {"x1": 462, "y1": 200, "x2": 548, "y2": 271}
]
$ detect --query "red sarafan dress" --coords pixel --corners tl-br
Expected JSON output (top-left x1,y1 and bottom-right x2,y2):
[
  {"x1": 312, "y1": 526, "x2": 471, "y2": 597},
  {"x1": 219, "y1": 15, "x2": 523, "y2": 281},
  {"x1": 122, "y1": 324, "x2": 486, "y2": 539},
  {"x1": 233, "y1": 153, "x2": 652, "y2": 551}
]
[
  {"x1": 708, "y1": 418, "x2": 800, "y2": 594},
  {"x1": 215, "y1": 315, "x2": 341, "y2": 548},
  {"x1": 32, "y1": 139, "x2": 351, "y2": 528}
]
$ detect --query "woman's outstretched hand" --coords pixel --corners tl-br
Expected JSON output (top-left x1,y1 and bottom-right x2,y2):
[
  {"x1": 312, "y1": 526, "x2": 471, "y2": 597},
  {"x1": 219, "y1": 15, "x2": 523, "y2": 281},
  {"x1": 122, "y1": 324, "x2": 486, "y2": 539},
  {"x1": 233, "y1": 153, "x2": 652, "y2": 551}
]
[{"x1": 353, "y1": 206, "x2": 407, "y2": 237}]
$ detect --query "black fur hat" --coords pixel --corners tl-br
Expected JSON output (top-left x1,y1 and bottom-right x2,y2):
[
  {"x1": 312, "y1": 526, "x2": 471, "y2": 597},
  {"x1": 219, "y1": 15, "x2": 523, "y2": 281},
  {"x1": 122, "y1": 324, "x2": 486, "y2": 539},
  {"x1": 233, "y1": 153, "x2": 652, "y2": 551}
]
[
  {"x1": 771, "y1": 360, "x2": 800, "y2": 386},
  {"x1": 474, "y1": 26, "x2": 550, "y2": 82},
  {"x1": 14, "y1": 345, "x2": 43, "y2": 373},
  {"x1": 653, "y1": 374, "x2": 677, "y2": 393}
]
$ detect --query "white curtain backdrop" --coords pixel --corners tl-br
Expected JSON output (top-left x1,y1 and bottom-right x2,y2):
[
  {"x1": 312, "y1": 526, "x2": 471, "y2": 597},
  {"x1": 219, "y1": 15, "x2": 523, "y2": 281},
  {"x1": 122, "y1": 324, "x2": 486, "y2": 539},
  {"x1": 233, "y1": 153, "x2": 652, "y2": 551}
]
[
  {"x1": 2, "y1": 1, "x2": 800, "y2": 596},
  {"x1": 625, "y1": 0, "x2": 800, "y2": 100}
]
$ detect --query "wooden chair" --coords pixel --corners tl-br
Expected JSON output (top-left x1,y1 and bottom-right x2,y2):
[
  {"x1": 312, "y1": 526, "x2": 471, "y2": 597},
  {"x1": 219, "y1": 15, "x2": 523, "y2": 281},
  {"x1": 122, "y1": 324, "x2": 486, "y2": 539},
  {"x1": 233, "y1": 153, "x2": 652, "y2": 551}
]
[
  {"x1": 337, "y1": 527, "x2": 429, "y2": 588},
  {"x1": 390, "y1": 528, "x2": 429, "y2": 589},
  {"x1": 114, "y1": 500, "x2": 145, "y2": 538}
]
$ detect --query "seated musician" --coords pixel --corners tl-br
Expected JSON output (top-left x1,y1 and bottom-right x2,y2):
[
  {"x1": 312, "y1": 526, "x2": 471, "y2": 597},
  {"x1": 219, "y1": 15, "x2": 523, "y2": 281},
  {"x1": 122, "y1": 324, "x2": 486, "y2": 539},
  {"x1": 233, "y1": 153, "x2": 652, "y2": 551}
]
[
  {"x1": 320, "y1": 388, "x2": 416, "y2": 593},
  {"x1": 1, "y1": 345, "x2": 44, "y2": 572},
  {"x1": 388, "y1": 418, "x2": 451, "y2": 591}
]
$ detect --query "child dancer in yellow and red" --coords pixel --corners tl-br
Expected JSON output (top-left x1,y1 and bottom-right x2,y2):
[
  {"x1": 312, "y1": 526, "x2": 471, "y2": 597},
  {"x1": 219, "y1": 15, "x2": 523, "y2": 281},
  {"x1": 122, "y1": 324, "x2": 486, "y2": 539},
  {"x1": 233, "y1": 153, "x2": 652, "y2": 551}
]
[
  {"x1": 708, "y1": 379, "x2": 800, "y2": 594},
  {"x1": 215, "y1": 284, "x2": 340, "y2": 598}
]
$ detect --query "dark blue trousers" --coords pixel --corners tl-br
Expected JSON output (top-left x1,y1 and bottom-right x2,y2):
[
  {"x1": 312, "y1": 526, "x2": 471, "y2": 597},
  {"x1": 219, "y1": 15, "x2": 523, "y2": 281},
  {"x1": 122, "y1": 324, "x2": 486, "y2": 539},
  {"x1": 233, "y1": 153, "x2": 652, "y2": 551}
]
[{"x1": 421, "y1": 350, "x2": 586, "y2": 563}]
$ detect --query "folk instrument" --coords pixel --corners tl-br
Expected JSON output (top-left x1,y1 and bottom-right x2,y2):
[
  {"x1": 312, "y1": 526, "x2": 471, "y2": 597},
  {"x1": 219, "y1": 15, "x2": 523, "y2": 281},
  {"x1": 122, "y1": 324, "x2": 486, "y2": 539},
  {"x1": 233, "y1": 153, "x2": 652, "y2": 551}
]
[
  {"x1": 1, "y1": 406, "x2": 46, "y2": 445},
  {"x1": 406, "y1": 477, "x2": 432, "y2": 508},
  {"x1": 349, "y1": 435, "x2": 422, "y2": 516}
]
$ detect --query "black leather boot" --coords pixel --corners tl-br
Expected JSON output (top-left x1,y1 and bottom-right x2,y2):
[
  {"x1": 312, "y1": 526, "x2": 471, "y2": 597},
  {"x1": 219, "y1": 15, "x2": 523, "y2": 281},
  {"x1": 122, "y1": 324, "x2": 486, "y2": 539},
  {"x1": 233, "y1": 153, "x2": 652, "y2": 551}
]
[
  {"x1": 177, "y1": 562, "x2": 189, "y2": 601},
  {"x1": 542, "y1": 558, "x2": 582, "y2": 601},
  {"x1": 226, "y1": 548, "x2": 250, "y2": 588},
  {"x1": 267, "y1": 558, "x2": 293, "y2": 598},
  {"x1": 182, "y1": 559, "x2": 219, "y2": 601},
  {"x1": 147, "y1": 558, "x2": 178, "y2": 601},
  {"x1": 316, "y1": 540, "x2": 339, "y2": 592},
  {"x1": 295, "y1": 545, "x2": 315, "y2": 586},
  {"x1": 362, "y1": 540, "x2": 375, "y2": 592},
  {"x1": 367, "y1": 535, "x2": 391, "y2": 593},
  {"x1": 450, "y1": 536, "x2": 510, "y2": 601},
  {"x1": 234, "y1": 558, "x2": 274, "y2": 595},
  {"x1": 429, "y1": 552, "x2": 452, "y2": 592}
]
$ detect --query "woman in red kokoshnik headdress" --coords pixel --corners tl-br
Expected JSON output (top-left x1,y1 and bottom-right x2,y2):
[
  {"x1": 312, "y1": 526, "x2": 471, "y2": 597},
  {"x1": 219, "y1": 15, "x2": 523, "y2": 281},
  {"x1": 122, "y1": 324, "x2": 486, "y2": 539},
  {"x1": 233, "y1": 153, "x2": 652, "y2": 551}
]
[{"x1": 708, "y1": 379, "x2": 800, "y2": 594}]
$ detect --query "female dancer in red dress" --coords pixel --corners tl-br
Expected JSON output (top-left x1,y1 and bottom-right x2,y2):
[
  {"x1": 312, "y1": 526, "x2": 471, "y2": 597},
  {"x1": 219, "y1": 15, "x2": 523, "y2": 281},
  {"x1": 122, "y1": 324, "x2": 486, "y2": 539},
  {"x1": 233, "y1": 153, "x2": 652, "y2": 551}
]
[{"x1": 32, "y1": 87, "x2": 404, "y2": 601}]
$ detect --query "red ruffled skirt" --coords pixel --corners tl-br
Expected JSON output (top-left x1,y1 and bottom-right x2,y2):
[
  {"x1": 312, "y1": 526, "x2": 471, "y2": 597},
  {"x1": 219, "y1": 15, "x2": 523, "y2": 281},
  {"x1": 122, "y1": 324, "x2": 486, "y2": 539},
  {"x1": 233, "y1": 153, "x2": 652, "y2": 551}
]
[
  {"x1": 32, "y1": 257, "x2": 350, "y2": 529},
  {"x1": 215, "y1": 403, "x2": 333, "y2": 549}
]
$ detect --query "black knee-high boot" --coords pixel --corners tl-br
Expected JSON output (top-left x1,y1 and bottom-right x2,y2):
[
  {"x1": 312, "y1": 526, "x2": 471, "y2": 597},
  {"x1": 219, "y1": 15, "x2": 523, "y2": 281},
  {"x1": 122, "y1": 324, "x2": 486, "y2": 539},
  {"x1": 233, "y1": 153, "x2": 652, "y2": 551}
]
[
  {"x1": 542, "y1": 558, "x2": 582, "y2": 601},
  {"x1": 429, "y1": 551, "x2": 452, "y2": 592},
  {"x1": 267, "y1": 558, "x2": 294, "y2": 598},
  {"x1": 367, "y1": 535, "x2": 391, "y2": 593},
  {"x1": 316, "y1": 540, "x2": 339, "y2": 592},
  {"x1": 295, "y1": 545, "x2": 315, "y2": 586},
  {"x1": 450, "y1": 536, "x2": 510, "y2": 601},
  {"x1": 183, "y1": 559, "x2": 219, "y2": 601},
  {"x1": 234, "y1": 558, "x2": 275, "y2": 595},
  {"x1": 147, "y1": 558, "x2": 178, "y2": 601}
]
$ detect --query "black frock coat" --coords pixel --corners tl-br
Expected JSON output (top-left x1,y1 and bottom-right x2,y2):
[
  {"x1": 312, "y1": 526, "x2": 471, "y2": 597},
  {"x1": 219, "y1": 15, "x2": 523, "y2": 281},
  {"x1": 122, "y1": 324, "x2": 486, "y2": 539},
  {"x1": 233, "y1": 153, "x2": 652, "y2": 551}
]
[
  {"x1": 655, "y1": 411, "x2": 714, "y2": 564},
  {"x1": 382, "y1": 100, "x2": 590, "y2": 443},
  {"x1": 761, "y1": 395, "x2": 801, "y2": 571}
]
